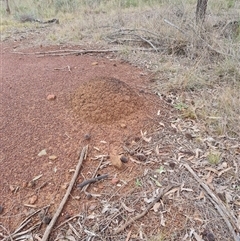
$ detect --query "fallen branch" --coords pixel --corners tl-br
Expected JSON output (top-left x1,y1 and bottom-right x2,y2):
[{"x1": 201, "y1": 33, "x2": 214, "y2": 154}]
[
  {"x1": 163, "y1": 19, "x2": 187, "y2": 35},
  {"x1": 109, "y1": 28, "x2": 162, "y2": 38},
  {"x1": 81, "y1": 156, "x2": 105, "y2": 194},
  {"x1": 2, "y1": 222, "x2": 41, "y2": 241},
  {"x1": 13, "y1": 47, "x2": 163, "y2": 57},
  {"x1": 113, "y1": 185, "x2": 174, "y2": 234},
  {"x1": 112, "y1": 32, "x2": 158, "y2": 52},
  {"x1": 2, "y1": 206, "x2": 50, "y2": 241},
  {"x1": 41, "y1": 145, "x2": 88, "y2": 241},
  {"x1": 54, "y1": 214, "x2": 82, "y2": 231},
  {"x1": 184, "y1": 163, "x2": 239, "y2": 241},
  {"x1": 77, "y1": 174, "x2": 108, "y2": 189}
]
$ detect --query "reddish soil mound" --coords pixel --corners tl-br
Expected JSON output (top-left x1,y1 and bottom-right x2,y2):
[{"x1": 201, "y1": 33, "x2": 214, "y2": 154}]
[
  {"x1": 1, "y1": 44, "x2": 169, "y2": 233},
  {"x1": 72, "y1": 77, "x2": 144, "y2": 124}
]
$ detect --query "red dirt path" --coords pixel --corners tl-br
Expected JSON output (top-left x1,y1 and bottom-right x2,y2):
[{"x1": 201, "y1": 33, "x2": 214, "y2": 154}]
[{"x1": 0, "y1": 43, "x2": 170, "y2": 232}]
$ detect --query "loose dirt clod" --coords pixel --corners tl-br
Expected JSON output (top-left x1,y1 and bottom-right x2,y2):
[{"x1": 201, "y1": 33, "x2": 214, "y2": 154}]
[
  {"x1": 47, "y1": 94, "x2": 56, "y2": 100},
  {"x1": 71, "y1": 77, "x2": 144, "y2": 124}
]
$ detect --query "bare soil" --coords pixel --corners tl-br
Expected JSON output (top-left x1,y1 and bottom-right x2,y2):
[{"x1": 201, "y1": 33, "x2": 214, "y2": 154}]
[
  {"x1": 0, "y1": 42, "x2": 170, "y2": 232},
  {"x1": 1, "y1": 36, "x2": 239, "y2": 241}
]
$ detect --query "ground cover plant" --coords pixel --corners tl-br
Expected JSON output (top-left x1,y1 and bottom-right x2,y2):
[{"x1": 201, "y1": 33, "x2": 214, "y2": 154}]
[{"x1": 0, "y1": 0, "x2": 240, "y2": 240}]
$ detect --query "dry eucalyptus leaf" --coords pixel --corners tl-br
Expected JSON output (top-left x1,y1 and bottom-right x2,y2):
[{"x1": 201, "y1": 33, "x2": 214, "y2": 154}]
[
  {"x1": 218, "y1": 167, "x2": 233, "y2": 177},
  {"x1": 144, "y1": 197, "x2": 155, "y2": 204},
  {"x1": 225, "y1": 191, "x2": 233, "y2": 203},
  {"x1": 32, "y1": 174, "x2": 43, "y2": 182},
  {"x1": 66, "y1": 236, "x2": 76, "y2": 241},
  {"x1": 38, "y1": 149, "x2": 47, "y2": 157},
  {"x1": 49, "y1": 155, "x2": 57, "y2": 160},
  {"x1": 160, "y1": 212, "x2": 166, "y2": 226},
  {"x1": 141, "y1": 130, "x2": 152, "y2": 143},
  {"x1": 193, "y1": 231, "x2": 204, "y2": 241},
  {"x1": 153, "y1": 202, "x2": 161, "y2": 212},
  {"x1": 121, "y1": 202, "x2": 135, "y2": 213}
]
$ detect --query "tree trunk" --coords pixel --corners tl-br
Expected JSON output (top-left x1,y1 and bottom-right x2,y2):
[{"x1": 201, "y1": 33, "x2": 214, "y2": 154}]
[
  {"x1": 196, "y1": 0, "x2": 208, "y2": 25},
  {"x1": 6, "y1": 0, "x2": 11, "y2": 14}
]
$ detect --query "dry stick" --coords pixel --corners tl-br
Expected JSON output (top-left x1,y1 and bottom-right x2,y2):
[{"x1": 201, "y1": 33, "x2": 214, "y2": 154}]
[
  {"x1": 184, "y1": 163, "x2": 239, "y2": 241},
  {"x1": 0, "y1": 225, "x2": 13, "y2": 241},
  {"x1": 125, "y1": 229, "x2": 132, "y2": 241},
  {"x1": 128, "y1": 33, "x2": 158, "y2": 52},
  {"x1": 81, "y1": 156, "x2": 105, "y2": 193},
  {"x1": 41, "y1": 146, "x2": 88, "y2": 241},
  {"x1": 14, "y1": 48, "x2": 162, "y2": 57},
  {"x1": 11, "y1": 222, "x2": 41, "y2": 239},
  {"x1": 163, "y1": 19, "x2": 187, "y2": 35},
  {"x1": 114, "y1": 185, "x2": 174, "y2": 235},
  {"x1": 112, "y1": 31, "x2": 159, "y2": 52},
  {"x1": 54, "y1": 214, "x2": 81, "y2": 231},
  {"x1": 77, "y1": 174, "x2": 108, "y2": 190}
]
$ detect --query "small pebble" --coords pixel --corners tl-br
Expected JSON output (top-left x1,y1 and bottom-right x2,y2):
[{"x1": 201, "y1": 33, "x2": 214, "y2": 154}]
[
  {"x1": 84, "y1": 134, "x2": 91, "y2": 140},
  {"x1": 111, "y1": 178, "x2": 119, "y2": 185},
  {"x1": 47, "y1": 94, "x2": 56, "y2": 101},
  {"x1": 29, "y1": 195, "x2": 38, "y2": 205},
  {"x1": 120, "y1": 155, "x2": 128, "y2": 163},
  {"x1": 120, "y1": 123, "x2": 127, "y2": 128},
  {"x1": 42, "y1": 216, "x2": 51, "y2": 225},
  {"x1": 136, "y1": 153, "x2": 147, "y2": 162},
  {"x1": 169, "y1": 162, "x2": 176, "y2": 169},
  {"x1": 0, "y1": 205, "x2": 4, "y2": 214}
]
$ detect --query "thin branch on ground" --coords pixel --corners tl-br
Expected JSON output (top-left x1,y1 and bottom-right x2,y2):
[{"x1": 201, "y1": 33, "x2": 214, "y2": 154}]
[
  {"x1": 77, "y1": 174, "x2": 108, "y2": 190},
  {"x1": 163, "y1": 19, "x2": 187, "y2": 35},
  {"x1": 128, "y1": 33, "x2": 158, "y2": 52},
  {"x1": 184, "y1": 163, "x2": 239, "y2": 241},
  {"x1": 80, "y1": 156, "x2": 106, "y2": 194},
  {"x1": 110, "y1": 28, "x2": 163, "y2": 38},
  {"x1": 13, "y1": 48, "x2": 162, "y2": 57},
  {"x1": 54, "y1": 214, "x2": 82, "y2": 231},
  {"x1": 41, "y1": 145, "x2": 88, "y2": 241},
  {"x1": 113, "y1": 185, "x2": 174, "y2": 234},
  {"x1": 2, "y1": 222, "x2": 41, "y2": 241}
]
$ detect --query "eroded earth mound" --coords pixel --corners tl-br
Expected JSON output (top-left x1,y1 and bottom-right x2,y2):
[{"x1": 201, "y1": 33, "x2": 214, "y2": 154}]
[{"x1": 71, "y1": 77, "x2": 144, "y2": 124}]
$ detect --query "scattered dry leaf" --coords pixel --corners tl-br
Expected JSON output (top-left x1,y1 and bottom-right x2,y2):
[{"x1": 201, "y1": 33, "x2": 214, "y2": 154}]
[
  {"x1": 140, "y1": 130, "x2": 152, "y2": 143},
  {"x1": 218, "y1": 167, "x2": 233, "y2": 177},
  {"x1": 46, "y1": 94, "x2": 56, "y2": 100},
  {"x1": 153, "y1": 202, "x2": 161, "y2": 212},
  {"x1": 61, "y1": 182, "x2": 69, "y2": 189},
  {"x1": 111, "y1": 177, "x2": 119, "y2": 185},
  {"x1": 193, "y1": 231, "x2": 204, "y2": 241},
  {"x1": 38, "y1": 149, "x2": 47, "y2": 157},
  {"x1": 121, "y1": 202, "x2": 135, "y2": 213},
  {"x1": 32, "y1": 174, "x2": 43, "y2": 182},
  {"x1": 9, "y1": 185, "x2": 15, "y2": 192},
  {"x1": 49, "y1": 155, "x2": 58, "y2": 160},
  {"x1": 160, "y1": 212, "x2": 166, "y2": 226},
  {"x1": 29, "y1": 195, "x2": 38, "y2": 205}
]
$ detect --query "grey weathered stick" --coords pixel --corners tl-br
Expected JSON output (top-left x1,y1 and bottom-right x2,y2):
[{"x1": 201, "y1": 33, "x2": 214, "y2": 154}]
[
  {"x1": 41, "y1": 146, "x2": 88, "y2": 241},
  {"x1": 184, "y1": 163, "x2": 239, "y2": 241},
  {"x1": 114, "y1": 185, "x2": 174, "y2": 234},
  {"x1": 81, "y1": 156, "x2": 105, "y2": 193}
]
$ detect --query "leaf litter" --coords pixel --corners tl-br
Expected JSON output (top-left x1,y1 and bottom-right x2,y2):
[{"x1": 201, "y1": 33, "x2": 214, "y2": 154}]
[{"x1": 2, "y1": 109, "x2": 238, "y2": 241}]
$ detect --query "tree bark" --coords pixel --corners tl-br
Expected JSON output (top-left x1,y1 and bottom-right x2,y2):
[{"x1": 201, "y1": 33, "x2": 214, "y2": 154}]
[
  {"x1": 196, "y1": 0, "x2": 208, "y2": 25},
  {"x1": 6, "y1": 0, "x2": 11, "y2": 14}
]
